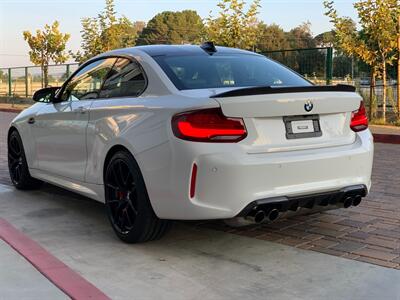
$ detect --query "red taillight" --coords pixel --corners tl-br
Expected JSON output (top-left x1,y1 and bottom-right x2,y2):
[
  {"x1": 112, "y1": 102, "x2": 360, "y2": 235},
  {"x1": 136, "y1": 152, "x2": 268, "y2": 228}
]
[
  {"x1": 171, "y1": 108, "x2": 247, "y2": 142},
  {"x1": 350, "y1": 101, "x2": 368, "y2": 132},
  {"x1": 190, "y1": 163, "x2": 197, "y2": 198}
]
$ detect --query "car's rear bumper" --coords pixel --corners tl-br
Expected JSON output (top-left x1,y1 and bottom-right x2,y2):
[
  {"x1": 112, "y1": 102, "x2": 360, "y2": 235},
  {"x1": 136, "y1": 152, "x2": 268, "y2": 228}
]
[
  {"x1": 237, "y1": 184, "x2": 367, "y2": 220},
  {"x1": 141, "y1": 130, "x2": 373, "y2": 220}
]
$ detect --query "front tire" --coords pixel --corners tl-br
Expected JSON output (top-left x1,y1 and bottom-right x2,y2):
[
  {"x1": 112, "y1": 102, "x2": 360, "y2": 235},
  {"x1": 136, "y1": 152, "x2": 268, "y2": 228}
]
[
  {"x1": 104, "y1": 150, "x2": 171, "y2": 243},
  {"x1": 8, "y1": 130, "x2": 43, "y2": 190}
]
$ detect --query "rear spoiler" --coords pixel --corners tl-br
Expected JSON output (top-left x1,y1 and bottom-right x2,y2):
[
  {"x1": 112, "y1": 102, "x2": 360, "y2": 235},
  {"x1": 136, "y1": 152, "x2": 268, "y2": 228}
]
[{"x1": 210, "y1": 84, "x2": 356, "y2": 98}]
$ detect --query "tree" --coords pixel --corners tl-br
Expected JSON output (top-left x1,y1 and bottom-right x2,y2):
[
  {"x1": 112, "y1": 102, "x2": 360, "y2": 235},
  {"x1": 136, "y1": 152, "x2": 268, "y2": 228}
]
[
  {"x1": 73, "y1": 0, "x2": 139, "y2": 63},
  {"x1": 256, "y1": 23, "x2": 289, "y2": 52},
  {"x1": 286, "y1": 22, "x2": 316, "y2": 49},
  {"x1": 354, "y1": 0, "x2": 398, "y2": 122},
  {"x1": 23, "y1": 21, "x2": 70, "y2": 87},
  {"x1": 133, "y1": 21, "x2": 146, "y2": 35},
  {"x1": 205, "y1": 0, "x2": 260, "y2": 50},
  {"x1": 282, "y1": 23, "x2": 325, "y2": 78},
  {"x1": 324, "y1": 0, "x2": 398, "y2": 122},
  {"x1": 314, "y1": 30, "x2": 336, "y2": 48},
  {"x1": 137, "y1": 10, "x2": 204, "y2": 45}
]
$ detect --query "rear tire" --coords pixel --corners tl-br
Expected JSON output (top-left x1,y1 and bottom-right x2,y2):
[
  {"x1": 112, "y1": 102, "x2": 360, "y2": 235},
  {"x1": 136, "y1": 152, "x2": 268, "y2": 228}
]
[
  {"x1": 104, "y1": 150, "x2": 171, "y2": 243},
  {"x1": 8, "y1": 130, "x2": 43, "y2": 190}
]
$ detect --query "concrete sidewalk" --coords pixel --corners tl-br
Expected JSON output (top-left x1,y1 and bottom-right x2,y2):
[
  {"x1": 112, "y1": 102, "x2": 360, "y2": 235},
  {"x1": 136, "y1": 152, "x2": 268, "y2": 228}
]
[
  {"x1": 0, "y1": 183, "x2": 399, "y2": 300},
  {"x1": 0, "y1": 240, "x2": 67, "y2": 300}
]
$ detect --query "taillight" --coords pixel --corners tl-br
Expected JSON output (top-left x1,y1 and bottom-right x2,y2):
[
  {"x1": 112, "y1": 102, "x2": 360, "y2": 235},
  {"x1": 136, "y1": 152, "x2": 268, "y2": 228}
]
[
  {"x1": 171, "y1": 108, "x2": 247, "y2": 142},
  {"x1": 350, "y1": 101, "x2": 368, "y2": 132}
]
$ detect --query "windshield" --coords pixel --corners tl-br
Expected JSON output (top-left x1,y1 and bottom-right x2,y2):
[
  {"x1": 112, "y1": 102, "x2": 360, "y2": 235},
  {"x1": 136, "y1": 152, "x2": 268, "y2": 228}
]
[{"x1": 154, "y1": 54, "x2": 311, "y2": 90}]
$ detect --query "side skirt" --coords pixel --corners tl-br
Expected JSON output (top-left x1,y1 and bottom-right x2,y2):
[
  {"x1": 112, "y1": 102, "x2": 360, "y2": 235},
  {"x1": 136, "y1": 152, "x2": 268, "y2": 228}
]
[{"x1": 29, "y1": 168, "x2": 105, "y2": 203}]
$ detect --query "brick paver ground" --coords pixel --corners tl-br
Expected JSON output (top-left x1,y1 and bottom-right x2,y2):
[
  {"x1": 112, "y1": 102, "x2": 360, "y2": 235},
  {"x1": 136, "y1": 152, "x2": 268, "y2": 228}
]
[
  {"x1": 199, "y1": 142, "x2": 400, "y2": 269},
  {"x1": 0, "y1": 111, "x2": 399, "y2": 269}
]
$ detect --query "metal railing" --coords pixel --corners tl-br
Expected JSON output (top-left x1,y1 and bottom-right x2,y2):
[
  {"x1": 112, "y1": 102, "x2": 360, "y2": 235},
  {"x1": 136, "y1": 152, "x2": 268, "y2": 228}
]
[
  {"x1": 261, "y1": 47, "x2": 334, "y2": 85},
  {"x1": 0, "y1": 63, "x2": 79, "y2": 98}
]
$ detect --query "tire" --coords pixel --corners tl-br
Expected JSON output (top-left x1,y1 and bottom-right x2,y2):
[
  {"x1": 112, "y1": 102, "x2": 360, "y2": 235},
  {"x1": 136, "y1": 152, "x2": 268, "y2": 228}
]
[
  {"x1": 8, "y1": 130, "x2": 43, "y2": 190},
  {"x1": 104, "y1": 150, "x2": 171, "y2": 243}
]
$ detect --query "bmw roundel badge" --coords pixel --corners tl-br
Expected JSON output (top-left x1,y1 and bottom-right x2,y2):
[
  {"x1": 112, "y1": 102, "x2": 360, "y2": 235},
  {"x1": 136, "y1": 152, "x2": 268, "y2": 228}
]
[{"x1": 304, "y1": 100, "x2": 314, "y2": 112}]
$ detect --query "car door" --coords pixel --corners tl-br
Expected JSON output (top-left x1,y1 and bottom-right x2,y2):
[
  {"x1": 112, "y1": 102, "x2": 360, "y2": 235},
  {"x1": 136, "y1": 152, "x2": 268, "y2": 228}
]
[
  {"x1": 85, "y1": 57, "x2": 148, "y2": 184},
  {"x1": 32, "y1": 58, "x2": 117, "y2": 181}
]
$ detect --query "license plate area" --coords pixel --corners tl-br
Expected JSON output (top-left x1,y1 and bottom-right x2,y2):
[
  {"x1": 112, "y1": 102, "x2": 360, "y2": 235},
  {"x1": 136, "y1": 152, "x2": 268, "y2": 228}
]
[{"x1": 283, "y1": 115, "x2": 322, "y2": 139}]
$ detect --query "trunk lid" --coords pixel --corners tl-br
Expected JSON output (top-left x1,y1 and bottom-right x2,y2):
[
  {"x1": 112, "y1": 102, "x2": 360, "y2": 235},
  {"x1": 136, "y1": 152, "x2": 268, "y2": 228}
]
[{"x1": 210, "y1": 86, "x2": 362, "y2": 153}]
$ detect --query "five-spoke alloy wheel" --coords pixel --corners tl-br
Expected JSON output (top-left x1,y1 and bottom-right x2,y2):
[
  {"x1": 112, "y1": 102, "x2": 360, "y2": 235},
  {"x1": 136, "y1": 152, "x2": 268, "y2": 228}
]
[
  {"x1": 8, "y1": 130, "x2": 42, "y2": 189},
  {"x1": 104, "y1": 150, "x2": 171, "y2": 243}
]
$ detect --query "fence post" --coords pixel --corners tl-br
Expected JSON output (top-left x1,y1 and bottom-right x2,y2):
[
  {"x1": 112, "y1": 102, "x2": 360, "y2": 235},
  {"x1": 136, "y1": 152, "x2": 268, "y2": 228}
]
[
  {"x1": 8, "y1": 68, "x2": 12, "y2": 97},
  {"x1": 326, "y1": 47, "x2": 333, "y2": 85},
  {"x1": 25, "y1": 67, "x2": 28, "y2": 98},
  {"x1": 66, "y1": 64, "x2": 70, "y2": 78}
]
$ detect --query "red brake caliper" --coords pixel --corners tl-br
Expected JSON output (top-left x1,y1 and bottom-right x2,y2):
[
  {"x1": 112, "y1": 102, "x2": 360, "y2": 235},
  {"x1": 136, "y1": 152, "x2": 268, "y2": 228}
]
[{"x1": 117, "y1": 191, "x2": 127, "y2": 200}]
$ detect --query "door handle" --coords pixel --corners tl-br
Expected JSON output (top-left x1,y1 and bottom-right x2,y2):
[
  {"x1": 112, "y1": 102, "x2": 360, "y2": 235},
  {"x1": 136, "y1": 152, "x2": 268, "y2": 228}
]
[
  {"x1": 28, "y1": 117, "x2": 35, "y2": 124},
  {"x1": 74, "y1": 106, "x2": 87, "y2": 114}
]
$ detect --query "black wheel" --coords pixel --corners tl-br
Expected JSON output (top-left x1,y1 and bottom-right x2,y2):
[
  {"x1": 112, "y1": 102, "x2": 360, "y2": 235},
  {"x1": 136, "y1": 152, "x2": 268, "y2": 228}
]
[
  {"x1": 8, "y1": 130, "x2": 43, "y2": 190},
  {"x1": 104, "y1": 150, "x2": 171, "y2": 243}
]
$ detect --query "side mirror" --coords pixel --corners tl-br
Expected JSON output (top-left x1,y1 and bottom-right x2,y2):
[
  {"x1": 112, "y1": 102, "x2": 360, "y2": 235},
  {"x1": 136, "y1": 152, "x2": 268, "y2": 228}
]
[{"x1": 32, "y1": 87, "x2": 60, "y2": 103}]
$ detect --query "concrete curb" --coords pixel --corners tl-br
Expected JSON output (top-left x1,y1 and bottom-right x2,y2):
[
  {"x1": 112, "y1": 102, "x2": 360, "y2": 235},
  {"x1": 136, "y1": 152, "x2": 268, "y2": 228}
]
[
  {"x1": 1, "y1": 108, "x2": 399, "y2": 144},
  {"x1": 0, "y1": 218, "x2": 111, "y2": 300}
]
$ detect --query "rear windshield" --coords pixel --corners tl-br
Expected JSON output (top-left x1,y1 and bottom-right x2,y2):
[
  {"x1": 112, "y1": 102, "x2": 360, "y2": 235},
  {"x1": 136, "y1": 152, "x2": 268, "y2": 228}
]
[{"x1": 153, "y1": 54, "x2": 311, "y2": 90}]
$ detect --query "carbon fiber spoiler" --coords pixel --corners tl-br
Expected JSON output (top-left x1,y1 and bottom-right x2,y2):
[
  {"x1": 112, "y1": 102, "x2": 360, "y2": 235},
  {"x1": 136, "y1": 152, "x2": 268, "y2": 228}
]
[{"x1": 210, "y1": 84, "x2": 356, "y2": 98}]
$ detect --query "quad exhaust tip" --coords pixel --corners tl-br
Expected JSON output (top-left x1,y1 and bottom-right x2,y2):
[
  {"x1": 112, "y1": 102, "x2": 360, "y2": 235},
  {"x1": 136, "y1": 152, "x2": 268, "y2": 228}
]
[
  {"x1": 245, "y1": 210, "x2": 266, "y2": 224},
  {"x1": 352, "y1": 195, "x2": 362, "y2": 207},
  {"x1": 343, "y1": 196, "x2": 353, "y2": 208},
  {"x1": 267, "y1": 209, "x2": 280, "y2": 222},
  {"x1": 245, "y1": 208, "x2": 280, "y2": 224},
  {"x1": 243, "y1": 190, "x2": 365, "y2": 224}
]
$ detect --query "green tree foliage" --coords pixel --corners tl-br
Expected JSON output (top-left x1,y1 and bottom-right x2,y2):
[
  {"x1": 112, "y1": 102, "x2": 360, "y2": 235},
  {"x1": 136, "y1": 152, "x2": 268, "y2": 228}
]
[
  {"x1": 286, "y1": 22, "x2": 317, "y2": 49},
  {"x1": 256, "y1": 23, "x2": 289, "y2": 52},
  {"x1": 314, "y1": 30, "x2": 336, "y2": 48},
  {"x1": 271, "y1": 23, "x2": 324, "y2": 78},
  {"x1": 205, "y1": 0, "x2": 260, "y2": 50},
  {"x1": 324, "y1": 0, "x2": 399, "y2": 121},
  {"x1": 137, "y1": 10, "x2": 204, "y2": 45},
  {"x1": 133, "y1": 21, "x2": 146, "y2": 35},
  {"x1": 73, "y1": 0, "x2": 139, "y2": 63},
  {"x1": 23, "y1": 21, "x2": 70, "y2": 87}
]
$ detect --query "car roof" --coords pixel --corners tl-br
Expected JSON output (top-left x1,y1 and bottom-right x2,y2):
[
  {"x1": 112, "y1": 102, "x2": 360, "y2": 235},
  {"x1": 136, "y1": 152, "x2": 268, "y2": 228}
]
[{"x1": 98, "y1": 44, "x2": 261, "y2": 58}]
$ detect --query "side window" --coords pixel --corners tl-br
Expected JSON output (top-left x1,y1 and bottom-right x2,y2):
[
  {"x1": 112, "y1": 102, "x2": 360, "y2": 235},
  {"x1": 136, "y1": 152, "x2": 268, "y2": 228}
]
[
  {"x1": 99, "y1": 58, "x2": 146, "y2": 98},
  {"x1": 60, "y1": 58, "x2": 116, "y2": 102}
]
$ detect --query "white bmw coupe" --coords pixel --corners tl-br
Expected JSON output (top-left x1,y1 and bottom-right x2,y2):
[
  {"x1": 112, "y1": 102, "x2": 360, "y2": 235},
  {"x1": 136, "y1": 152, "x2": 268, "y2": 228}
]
[{"x1": 8, "y1": 43, "x2": 373, "y2": 243}]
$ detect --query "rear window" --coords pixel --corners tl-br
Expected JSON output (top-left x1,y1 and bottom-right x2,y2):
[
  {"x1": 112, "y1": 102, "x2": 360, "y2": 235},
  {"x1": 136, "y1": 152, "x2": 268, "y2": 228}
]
[{"x1": 154, "y1": 54, "x2": 311, "y2": 90}]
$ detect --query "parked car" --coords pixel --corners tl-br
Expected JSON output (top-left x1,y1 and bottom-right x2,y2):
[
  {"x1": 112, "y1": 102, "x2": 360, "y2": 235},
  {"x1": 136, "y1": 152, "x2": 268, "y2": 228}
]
[{"x1": 8, "y1": 43, "x2": 373, "y2": 243}]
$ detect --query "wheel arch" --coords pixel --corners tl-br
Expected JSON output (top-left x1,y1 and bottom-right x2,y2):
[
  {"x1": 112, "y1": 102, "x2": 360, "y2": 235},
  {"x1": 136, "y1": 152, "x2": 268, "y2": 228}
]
[
  {"x1": 103, "y1": 144, "x2": 144, "y2": 185},
  {"x1": 7, "y1": 126, "x2": 18, "y2": 143}
]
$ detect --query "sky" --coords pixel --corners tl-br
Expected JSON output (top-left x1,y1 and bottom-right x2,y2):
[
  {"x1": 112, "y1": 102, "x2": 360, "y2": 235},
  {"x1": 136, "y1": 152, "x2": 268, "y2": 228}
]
[{"x1": 0, "y1": 0, "x2": 358, "y2": 67}]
